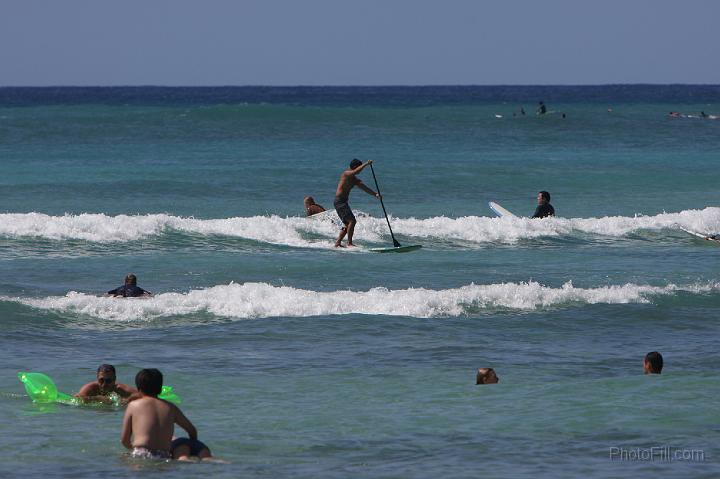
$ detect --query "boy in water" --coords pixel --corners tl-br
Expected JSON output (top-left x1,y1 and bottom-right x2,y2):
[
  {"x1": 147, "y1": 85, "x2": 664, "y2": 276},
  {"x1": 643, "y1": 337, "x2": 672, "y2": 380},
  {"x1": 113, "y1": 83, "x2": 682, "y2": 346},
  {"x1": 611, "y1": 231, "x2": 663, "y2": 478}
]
[
  {"x1": 643, "y1": 351, "x2": 663, "y2": 374},
  {"x1": 121, "y1": 368, "x2": 211, "y2": 460},
  {"x1": 333, "y1": 159, "x2": 381, "y2": 247},
  {"x1": 76, "y1": 364, "x2": 137, "y2": 405},
  {"x1": 476, "y1": 368, "x2": 500, "y2": 385}
]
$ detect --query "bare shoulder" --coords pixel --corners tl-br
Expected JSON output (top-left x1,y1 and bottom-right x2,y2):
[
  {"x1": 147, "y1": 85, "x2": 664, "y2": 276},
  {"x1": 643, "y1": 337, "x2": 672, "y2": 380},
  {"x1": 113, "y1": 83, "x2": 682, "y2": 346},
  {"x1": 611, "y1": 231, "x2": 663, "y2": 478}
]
[{"x1": 76, "y1": 381, "x2": 99, "y2": 396}]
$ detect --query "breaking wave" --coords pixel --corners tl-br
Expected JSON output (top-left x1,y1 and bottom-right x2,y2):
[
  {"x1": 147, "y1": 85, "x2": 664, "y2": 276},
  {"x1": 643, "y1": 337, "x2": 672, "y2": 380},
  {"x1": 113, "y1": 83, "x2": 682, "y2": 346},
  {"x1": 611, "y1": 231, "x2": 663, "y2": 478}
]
[
  {"x1": 0, "y1": 207, "x2": 718, "y2": 248},
  {"x1": 3, "y1": 280, "x2": 719, "y2": 322}
]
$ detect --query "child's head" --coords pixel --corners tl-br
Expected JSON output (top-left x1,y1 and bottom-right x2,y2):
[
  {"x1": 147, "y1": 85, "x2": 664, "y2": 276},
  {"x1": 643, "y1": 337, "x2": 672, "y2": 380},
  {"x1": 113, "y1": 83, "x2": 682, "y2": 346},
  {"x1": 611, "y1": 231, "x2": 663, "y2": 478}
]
[
  {"x1": 135, "y1": 368, "x2": 163, "y2": 396},
  {"x1": 476, "y1": 367, "x2": 499, "y2": 385}
]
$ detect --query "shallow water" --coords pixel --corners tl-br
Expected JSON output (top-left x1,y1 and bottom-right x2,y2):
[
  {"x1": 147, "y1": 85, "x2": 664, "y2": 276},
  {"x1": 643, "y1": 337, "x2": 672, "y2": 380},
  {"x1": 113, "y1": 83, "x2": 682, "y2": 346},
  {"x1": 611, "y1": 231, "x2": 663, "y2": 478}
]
[{"x1": 1, "y1": 86, "x2": 719, "y2": 478}]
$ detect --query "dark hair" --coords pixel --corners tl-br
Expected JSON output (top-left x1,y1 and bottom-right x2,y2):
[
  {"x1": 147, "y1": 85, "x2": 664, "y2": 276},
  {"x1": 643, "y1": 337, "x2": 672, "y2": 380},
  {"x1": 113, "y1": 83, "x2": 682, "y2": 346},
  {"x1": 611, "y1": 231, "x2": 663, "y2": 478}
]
[
  {"x1": 135, "y1": 368, "x2": 163, "y2": 396},
  {"x1": 349, "y1": 159, "x2": 362, "y2": 169},
  {"x1": 539, "y1": 191, "x2": 551, "y2": 202},
  {"x1": 124, "y1": 274, "x2": 137, "y2": 286},
  {"x1": 97, "y1": 364, "x2": 116, "y2": 375},
  {"x1": 645, "y1": 351, "x2": 663, "y2": 373}
]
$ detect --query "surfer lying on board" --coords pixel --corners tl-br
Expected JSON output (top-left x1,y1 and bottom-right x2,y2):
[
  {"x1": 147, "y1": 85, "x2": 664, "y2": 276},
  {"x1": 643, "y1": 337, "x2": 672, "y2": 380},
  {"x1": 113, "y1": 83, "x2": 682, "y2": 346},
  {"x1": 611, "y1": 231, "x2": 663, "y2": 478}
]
[
  {"x1": 334, "y1": 159, "x2": 381, "y2": 247},
  {"x1": 76, "y1": 364, "x2": 138, "y2": 405},
  {"x1": 107, "y1": 274, "x2": 152, "y2": 298},
  {"x1": 304, "y1": 196, "x2": 326, "y2": 216},
  {"x1": 532, "y1": 191, "x2": 555, "y2": 218}
]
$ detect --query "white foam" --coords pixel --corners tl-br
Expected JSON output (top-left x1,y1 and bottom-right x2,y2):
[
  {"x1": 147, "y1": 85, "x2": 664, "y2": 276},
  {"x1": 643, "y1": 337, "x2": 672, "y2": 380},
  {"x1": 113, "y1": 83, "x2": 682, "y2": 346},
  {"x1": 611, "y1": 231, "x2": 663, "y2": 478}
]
[
  {"x1": 5, "y1": 280, "x2": 719, "y2": 322},
  {"x1": 0, "y1": 207, "x2": 718, "y2": 246}
]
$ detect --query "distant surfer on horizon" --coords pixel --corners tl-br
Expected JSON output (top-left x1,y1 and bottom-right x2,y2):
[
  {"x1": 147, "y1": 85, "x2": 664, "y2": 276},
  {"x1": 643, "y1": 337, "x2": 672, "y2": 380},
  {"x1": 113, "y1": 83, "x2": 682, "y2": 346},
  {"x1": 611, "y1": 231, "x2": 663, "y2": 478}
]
[
  {"x1": 333, "y1": 159, "x2": 381, "y2": 247},
  {"x1": 537, "y1": 101, "x2": 547, "y2": 115},
  {"x1": 107, "y1": 274, "x2": 152, "y2": 298},
  {"x1": 532, "y1": 191, "x2": 555, "y2": 218},
  {"x1": 304, "y1": 196, "x2": 326, "y2": 216}
]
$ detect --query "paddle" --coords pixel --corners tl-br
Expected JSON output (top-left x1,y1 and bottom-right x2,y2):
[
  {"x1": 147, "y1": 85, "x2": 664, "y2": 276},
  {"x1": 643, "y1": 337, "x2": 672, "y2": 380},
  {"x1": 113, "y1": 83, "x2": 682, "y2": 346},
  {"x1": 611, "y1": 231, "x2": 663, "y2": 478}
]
[{"x1": 369, "y1": 163, "x2": 402, "y2": 248}]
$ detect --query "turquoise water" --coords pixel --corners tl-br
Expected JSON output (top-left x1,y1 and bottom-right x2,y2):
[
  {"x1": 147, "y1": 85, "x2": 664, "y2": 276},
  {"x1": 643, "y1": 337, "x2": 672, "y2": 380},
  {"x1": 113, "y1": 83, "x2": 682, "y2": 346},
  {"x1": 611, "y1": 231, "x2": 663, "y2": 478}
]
[{"x1": 1, "y1": 86, "x2": 719, "y2": 478}]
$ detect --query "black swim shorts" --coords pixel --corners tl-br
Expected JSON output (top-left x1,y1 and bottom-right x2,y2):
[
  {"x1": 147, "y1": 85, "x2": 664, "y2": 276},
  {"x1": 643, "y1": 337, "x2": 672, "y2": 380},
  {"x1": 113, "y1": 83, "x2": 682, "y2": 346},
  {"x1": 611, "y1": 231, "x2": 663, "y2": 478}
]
[
  {"x1": 171, "y1": 437, "x2": 209, "y2": 457},
  {"x1": 334, "y1": 197, "x2": 355, "y2": 225}
]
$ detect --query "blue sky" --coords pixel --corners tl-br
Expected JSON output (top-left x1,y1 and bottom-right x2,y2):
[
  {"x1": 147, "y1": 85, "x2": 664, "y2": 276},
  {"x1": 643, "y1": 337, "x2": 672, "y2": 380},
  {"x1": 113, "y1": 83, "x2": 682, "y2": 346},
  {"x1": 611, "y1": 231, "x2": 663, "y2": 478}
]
[{"x1": 1, "y1": 0, "x2": 718, "y2": 86}]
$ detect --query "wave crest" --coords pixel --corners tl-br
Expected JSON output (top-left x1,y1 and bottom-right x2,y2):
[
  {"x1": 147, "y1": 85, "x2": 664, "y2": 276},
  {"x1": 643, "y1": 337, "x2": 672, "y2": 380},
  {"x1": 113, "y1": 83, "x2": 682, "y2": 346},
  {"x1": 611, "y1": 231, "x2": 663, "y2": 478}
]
[
  {"x1": 4, "y1": 280, "x2": 718, "y2": 322},
  {"x1": 0, "y1": 207, "x2": 718, "y2": 247}
]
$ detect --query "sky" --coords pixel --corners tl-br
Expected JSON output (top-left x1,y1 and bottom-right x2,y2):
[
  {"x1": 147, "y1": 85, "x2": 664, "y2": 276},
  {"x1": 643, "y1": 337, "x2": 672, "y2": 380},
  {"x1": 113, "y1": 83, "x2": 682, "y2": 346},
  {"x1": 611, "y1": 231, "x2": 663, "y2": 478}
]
[{"x1": 1, "y1": 0, "x2": 718, "y2": 86}]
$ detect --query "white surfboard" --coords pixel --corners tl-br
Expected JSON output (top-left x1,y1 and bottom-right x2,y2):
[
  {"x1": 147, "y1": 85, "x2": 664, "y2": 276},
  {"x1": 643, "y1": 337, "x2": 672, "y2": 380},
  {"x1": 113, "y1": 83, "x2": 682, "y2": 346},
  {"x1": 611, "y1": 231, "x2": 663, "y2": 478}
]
[
  {"x1": 680, "y1": 227, "x2": 720, "y2": 244},
  {"x1": 308, "y1": 210, "x2": 336, "y2": 221},
  {"x1": 488, "y1": 202, "x2": 518, "y2": 218}
]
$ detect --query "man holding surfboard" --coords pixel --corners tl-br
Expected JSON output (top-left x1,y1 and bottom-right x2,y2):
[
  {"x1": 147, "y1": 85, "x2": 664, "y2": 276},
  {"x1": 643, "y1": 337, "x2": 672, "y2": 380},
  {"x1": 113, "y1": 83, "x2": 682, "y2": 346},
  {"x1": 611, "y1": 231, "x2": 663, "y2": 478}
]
[{"x1": 333, "y1": 159, "x2": 381, "y2": 247}]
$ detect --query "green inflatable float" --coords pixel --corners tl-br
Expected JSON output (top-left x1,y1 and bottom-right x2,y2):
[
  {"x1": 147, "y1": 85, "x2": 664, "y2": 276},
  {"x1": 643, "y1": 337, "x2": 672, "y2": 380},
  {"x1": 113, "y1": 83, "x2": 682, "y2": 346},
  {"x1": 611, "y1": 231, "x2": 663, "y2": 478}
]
[{"x1": 17, "y1": 371, "x2": 181, "y2": 406}]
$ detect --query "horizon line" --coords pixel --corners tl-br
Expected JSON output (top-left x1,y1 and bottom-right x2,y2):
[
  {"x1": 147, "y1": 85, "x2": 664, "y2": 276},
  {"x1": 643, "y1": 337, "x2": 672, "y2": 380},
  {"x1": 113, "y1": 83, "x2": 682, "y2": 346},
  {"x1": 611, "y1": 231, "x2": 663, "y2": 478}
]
[{"x1": 1, "y1": 83, "x2": 720, "y2": 89}]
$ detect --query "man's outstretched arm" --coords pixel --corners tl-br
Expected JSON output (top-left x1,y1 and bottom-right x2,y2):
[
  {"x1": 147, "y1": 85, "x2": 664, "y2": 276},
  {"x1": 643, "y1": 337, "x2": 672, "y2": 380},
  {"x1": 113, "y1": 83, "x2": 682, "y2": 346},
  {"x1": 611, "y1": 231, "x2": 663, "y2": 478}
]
[{"x1": 356, "y1": 181, "x2": 381, "y2": 198}]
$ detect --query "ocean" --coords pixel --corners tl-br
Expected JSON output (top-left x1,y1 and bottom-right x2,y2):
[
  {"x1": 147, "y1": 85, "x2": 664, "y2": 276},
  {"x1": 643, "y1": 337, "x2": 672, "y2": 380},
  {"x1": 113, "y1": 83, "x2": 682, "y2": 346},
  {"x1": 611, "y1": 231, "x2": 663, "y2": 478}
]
[{"x1": 0, "y1": 85, "x2": 718, "y2": 478}]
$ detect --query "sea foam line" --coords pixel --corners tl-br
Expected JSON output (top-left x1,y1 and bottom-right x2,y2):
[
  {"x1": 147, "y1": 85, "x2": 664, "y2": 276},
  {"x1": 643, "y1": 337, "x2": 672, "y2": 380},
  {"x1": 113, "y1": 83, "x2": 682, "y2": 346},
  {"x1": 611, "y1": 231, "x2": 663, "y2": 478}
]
[
  {"x1": 0, "y1": 207, "x2": 718, "y2": 246},
  {"x1": 3, "y1": 280, "x2": 718, "y2": 322}
]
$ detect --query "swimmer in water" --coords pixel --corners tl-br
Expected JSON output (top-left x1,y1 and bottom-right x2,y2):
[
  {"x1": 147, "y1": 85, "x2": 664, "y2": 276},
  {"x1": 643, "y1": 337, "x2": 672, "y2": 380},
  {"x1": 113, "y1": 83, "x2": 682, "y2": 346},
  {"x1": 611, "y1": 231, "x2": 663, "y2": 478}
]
[
  {"x1": 76, "y1": 364, "x2": 137, "y2": 405},
  {"x1": 107, "y1": 274, "x2": 152, "y2": 298},
  {"x1": 121, "y1": 368, "x2": 213, "y2": 461}
]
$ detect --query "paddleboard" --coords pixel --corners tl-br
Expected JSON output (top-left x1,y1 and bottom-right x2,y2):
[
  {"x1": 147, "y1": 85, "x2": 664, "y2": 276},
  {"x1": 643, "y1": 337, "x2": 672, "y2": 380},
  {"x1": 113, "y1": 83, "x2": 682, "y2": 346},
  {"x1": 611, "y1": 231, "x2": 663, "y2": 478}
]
[
  {"x1": 680, "y1": 227, "x2": 720, "y2": 244},
  {"x1": 369, "y1": 245, "x2": 422, "y2": 253},
  {"x1": 488, "y1": 202, "x2": 518, "y2": 218}
]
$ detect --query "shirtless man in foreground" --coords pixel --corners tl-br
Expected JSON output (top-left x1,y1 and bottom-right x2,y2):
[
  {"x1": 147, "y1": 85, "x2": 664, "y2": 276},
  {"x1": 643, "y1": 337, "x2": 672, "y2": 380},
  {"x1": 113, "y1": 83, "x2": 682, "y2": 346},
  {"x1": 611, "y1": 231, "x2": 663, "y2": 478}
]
[
  {"x1": 121, "y1": 368, "x2": 211, "y2": 461},
  {"x1": 334, "y1": 159, "x2": 381, "y2": 247}
]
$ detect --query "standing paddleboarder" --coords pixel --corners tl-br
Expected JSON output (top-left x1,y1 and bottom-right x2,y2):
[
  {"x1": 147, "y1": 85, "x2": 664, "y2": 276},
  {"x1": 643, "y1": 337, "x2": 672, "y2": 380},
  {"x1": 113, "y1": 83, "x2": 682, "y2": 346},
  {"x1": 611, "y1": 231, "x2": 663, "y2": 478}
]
[{"x1": 333, "y1": 159, "x2": 381, "y2": 247}]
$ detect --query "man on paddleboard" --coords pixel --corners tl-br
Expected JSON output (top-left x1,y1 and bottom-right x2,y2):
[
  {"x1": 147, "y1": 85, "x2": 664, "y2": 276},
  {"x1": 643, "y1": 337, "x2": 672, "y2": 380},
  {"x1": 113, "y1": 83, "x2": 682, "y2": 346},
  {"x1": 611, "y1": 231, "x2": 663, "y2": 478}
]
[{"x1": 334, "y1": 159, "x2": 381, "y2": 247}]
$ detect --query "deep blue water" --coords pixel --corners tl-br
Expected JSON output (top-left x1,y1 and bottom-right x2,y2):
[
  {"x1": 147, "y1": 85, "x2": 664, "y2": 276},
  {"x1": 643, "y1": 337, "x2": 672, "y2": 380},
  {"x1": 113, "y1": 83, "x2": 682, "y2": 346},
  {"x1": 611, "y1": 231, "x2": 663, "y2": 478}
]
[{"x1": 1, "y1": 86, "x2": 719, "y2": 478}]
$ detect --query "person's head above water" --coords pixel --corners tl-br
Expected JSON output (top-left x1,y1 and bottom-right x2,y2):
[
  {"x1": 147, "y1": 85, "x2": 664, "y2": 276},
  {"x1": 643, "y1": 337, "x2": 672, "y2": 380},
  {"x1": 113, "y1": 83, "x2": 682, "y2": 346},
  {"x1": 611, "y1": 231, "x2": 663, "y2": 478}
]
[
  {"x1": 476, "y1": 367, "x2": 499, "y2": 384},
  {"x1": 96, "y1": 364, "x2": 117, "y2": 393},
  {"x1": 304, "y1": 196, "x2": 316, "y2": 207},
  {"x1": 644, "y1": 351, "x2": 663, "y2": 374},
  {"x1": 135, "y1": 368, "x2": 163, "y2": 396},
  {"x1": 124, "y1": 274, "x2": 138, "y2": 286},
  {"x1": 538, "y1": 191, "x2": 551, "y2": 205},
  {"x1": 349, "y1": 158, "x2": 363, "y2": 169}
]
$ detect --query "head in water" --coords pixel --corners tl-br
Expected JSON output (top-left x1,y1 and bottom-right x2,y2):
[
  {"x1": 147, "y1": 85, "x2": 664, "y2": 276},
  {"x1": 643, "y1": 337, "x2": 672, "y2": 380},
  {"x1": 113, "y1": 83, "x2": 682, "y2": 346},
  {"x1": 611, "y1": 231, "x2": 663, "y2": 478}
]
[
  {"x1": 644, "y1": 351, "x2": 663, "y2": 374},
  {"x1": 537, "y1": 191, "x2": 551, "y2": 205},
  {"x1": 350, "y1": 159, "x2": 362, "y2": 169},
  {"x1": 124, "y1": 274, "x2": 137, "y2": 286},
  {"x1": 96, "y1": 364, "x2": 117, "y2": 393},
  {"x1": 476, "y1": 368, "x2": 499, "y2": 384},
  {"x1": 135, "y1": 368, "x2": 163, "y2": 396},
  {"x1": 304, "y1": 196, "x2": 316, "y2": 207}
]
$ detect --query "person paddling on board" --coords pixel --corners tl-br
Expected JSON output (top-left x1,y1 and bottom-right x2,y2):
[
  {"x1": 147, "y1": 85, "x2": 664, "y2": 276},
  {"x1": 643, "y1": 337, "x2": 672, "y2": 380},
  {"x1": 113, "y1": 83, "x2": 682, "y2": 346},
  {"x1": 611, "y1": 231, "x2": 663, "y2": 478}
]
[
  {"x1": 537, "y1": 101, "x2": 547, "y2": 115},
  {"x1": 108, "y1": 274, "x2": 152, "y2": 298},
  {"x1": 532, "y1": 191, "x2": 555, "y2": 218},
  {"x1": 334, "y1": 159, "x2": 381, "y2": 247},
  {"x1": 304, "y1": 196, "x2": 326, "y2": 216},
  {"x1": 76, "y1": 364, "x2": 138, "y2": 405}
]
